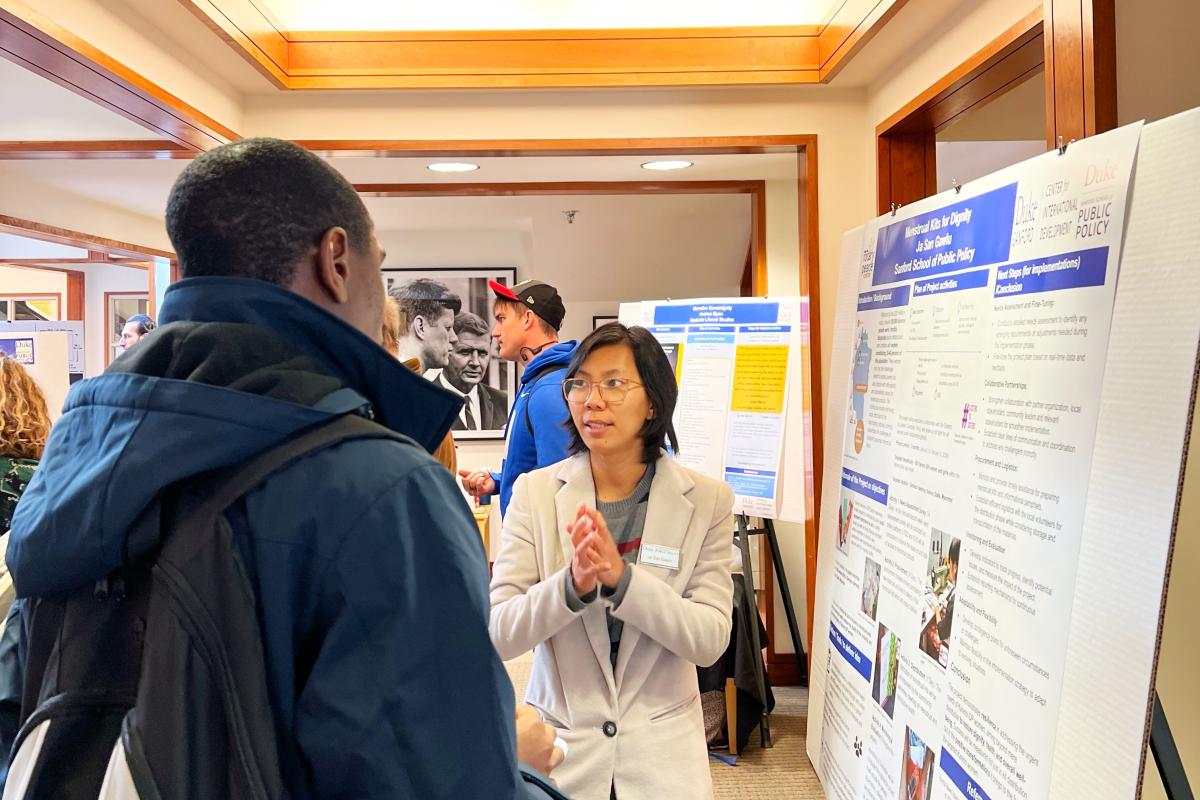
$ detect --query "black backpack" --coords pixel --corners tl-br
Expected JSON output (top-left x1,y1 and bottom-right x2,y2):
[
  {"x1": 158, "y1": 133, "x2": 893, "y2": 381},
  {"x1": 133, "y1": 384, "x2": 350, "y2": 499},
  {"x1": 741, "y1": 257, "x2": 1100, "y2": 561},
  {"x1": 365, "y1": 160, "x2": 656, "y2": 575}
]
[{"x1": 3, "y1": 414, "x2": 405, "y2": 800}]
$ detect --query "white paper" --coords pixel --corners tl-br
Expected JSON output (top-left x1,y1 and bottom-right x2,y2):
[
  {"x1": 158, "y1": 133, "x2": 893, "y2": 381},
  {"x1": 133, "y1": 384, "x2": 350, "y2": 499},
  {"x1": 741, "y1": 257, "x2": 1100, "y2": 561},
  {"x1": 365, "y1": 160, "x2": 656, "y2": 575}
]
[{"x1": 810, "y1": 122, "x2": 1145, "y2": 800}]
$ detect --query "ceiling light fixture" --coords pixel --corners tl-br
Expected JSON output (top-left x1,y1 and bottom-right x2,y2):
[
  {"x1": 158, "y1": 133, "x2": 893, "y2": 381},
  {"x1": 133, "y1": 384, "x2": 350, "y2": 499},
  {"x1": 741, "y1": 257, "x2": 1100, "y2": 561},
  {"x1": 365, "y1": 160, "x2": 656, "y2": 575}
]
[
  {"x1": 427, "y1": 162, "x2": 480, "y2": 173},
  {"x1": 640, "y1": 160, "x2": 694, "y2": 171}
]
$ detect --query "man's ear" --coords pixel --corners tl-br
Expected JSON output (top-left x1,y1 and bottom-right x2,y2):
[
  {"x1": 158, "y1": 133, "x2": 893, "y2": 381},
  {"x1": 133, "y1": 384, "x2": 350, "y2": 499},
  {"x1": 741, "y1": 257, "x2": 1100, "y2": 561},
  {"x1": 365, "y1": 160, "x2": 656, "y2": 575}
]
[
  {"x1": 313, "y1": 227, "x2": 352, "y2": 305},
  {"x1": 521, "y1": 308, "x2": 537, "y2": 332},
  {"x1": 411, "y1": 314, "x2": 429, "y2": 341}
]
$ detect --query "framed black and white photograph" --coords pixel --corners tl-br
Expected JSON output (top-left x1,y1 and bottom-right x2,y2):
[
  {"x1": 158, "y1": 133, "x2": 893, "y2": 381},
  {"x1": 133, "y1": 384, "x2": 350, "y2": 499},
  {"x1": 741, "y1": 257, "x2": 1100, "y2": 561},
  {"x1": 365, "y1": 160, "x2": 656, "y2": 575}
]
[
  {"x1": 592, "y1": 314, "x2": 619, "y2": 330},
  {"x1": 383, "y1": 267, "x2": 516, "y2": 440}
]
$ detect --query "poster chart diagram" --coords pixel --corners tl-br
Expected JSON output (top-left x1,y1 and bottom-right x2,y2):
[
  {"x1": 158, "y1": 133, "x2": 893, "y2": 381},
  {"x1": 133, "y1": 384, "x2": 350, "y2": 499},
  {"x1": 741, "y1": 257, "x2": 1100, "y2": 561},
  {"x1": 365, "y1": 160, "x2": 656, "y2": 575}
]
[
  {"x1": 803, "y1": 117, "x2": 1200, "y2": 800},
  {"x1": 620, "y1": 297, "x2": 807, "y2": 523}
]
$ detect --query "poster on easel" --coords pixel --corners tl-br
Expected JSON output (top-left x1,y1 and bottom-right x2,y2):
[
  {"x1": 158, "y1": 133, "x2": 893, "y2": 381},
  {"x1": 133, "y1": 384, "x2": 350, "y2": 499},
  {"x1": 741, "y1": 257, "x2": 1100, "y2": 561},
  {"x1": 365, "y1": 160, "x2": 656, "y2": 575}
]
[
  {"x1": 619, "y1": 297, "x2": 807, "y2": 523},
  {"x1": 807, "y1": 118, "x2": 1168, "y2": 800}
]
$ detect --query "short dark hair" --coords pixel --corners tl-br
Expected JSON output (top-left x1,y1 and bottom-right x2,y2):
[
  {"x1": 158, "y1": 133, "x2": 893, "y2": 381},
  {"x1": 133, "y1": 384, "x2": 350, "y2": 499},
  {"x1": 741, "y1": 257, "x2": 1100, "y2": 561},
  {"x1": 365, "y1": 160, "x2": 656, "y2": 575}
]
[
  {"x1": 948, "y1": 538, "x2": 961, "y2": 567},
  {"x1": 454, "y1": 311, "x2": 490, "y2": 338},
  {"x1": 493, "y1": 296, "x2": 556, "y2": 338},
  {"x1": 165, "y1": 138, "x2": 372, "y2": 287},
  {"x1": 390, "y1": 279, "x2": 462, "y2": 331},
  {"x1": 127, "y1": 314, "x2": 156, "y2": 335},
  {"x1": 563, "y1": 323, "x2": 680, "y2": 464}
]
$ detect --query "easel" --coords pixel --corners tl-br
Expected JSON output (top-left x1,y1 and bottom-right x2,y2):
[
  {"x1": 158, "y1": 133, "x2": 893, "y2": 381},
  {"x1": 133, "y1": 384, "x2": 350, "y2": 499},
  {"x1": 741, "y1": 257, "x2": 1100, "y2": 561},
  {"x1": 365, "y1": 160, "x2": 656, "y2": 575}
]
[
  {"x1": 733, "y1": 514, "x2": 808, "y2": 749},
  {"x1": 1151, "y1": 692, "x2": 1194, "y2": 800}
]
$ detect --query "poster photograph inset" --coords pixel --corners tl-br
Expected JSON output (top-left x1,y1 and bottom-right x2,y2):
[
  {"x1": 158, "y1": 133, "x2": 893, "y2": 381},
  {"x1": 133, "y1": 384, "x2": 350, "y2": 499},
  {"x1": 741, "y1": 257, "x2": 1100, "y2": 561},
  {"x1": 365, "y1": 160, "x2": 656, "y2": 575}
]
[{"x1": 383, "y1": 267, "x2": 516, "y2": 440}]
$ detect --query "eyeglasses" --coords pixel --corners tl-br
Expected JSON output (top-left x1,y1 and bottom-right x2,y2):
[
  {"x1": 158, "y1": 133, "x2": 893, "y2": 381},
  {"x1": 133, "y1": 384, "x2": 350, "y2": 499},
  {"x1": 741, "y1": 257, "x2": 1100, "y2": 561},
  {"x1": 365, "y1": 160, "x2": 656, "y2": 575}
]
[{"x1": 562, "y1": 377, "x2": 643, "y2": 405}]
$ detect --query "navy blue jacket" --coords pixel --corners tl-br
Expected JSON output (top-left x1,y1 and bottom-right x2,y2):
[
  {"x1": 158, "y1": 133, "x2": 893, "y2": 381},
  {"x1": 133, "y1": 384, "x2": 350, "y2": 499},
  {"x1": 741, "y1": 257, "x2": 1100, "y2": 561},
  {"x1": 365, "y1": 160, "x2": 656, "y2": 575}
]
[
  {"x1": 4, "y1": 277, "x2": 536, "y2": 799},
  {"x1": 490, "y1": 342, "x2": 578, "y2": 517}
]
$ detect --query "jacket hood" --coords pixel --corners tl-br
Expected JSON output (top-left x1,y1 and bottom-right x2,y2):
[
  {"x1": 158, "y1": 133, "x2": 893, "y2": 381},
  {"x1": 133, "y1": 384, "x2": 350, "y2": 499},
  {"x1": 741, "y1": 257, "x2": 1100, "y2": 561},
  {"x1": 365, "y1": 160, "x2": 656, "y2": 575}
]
[
  {"x1": 9, "y1": 277, "x2": 462, "y2": 597},
  {"x1": 519, "y1": 340, "x2": 578, "y2": 386}
]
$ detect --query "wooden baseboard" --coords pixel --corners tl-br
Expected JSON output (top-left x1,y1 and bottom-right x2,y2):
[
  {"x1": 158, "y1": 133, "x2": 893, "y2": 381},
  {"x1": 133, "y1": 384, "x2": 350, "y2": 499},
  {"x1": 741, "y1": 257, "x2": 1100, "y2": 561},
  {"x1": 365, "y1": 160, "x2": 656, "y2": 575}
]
[{"x1": 767, "y1": 654, "x2": 805, "y2": 687}]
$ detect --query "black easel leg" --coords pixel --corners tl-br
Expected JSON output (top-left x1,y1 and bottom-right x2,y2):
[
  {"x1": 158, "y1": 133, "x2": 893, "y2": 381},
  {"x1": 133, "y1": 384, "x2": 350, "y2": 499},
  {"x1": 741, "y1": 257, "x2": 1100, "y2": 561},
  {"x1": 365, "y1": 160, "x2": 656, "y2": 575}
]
[
  {"x1": 736, "y1": 515, "x2": 773, "y2": 749},
  {"x1": 764, "y1": 519, "x2": 809, "y2": 686},
  {"x1": 1151, "y1": 692, "x2": 1194, "y2": 800}
]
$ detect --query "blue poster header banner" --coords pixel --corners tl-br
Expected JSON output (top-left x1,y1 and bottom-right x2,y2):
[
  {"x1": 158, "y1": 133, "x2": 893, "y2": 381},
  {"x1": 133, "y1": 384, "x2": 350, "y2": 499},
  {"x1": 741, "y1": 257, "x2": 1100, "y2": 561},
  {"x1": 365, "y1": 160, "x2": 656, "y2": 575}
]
[
  {"x1": 653, "y1": 302, "x2": 778, "y2": 326},
  {"x1": 940, "y1": 749, "x2": 994, "y2": 800},
  {"x1": 830, "y1": 623, "x2": 872, "y2": 682},
  {"x1": 740, "y1": 325, "x2": 792, "y2": 333},
  {"x1": 994, "y1": 247, "x2": 1109, "y2": 298},
  {"x1": 857, "y1": 285, "x2": 911, "y2": 312},
  {"x1": 873, "y1": 183, "x2": 1018, "y2": 286},
  {"x1": 913, "y1": 268, "x2": 991, "y2": 298},
  {"x1": 842, "y1": 467, "x2": 889, "y2": 505}
]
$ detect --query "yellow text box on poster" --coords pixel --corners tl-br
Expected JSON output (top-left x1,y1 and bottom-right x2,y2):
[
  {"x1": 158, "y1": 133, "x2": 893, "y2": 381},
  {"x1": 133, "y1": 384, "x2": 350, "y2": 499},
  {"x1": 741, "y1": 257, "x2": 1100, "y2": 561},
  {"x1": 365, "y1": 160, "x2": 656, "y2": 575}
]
[{"x1": 730, "y1": 345, "x2": 789, "y2": 413}]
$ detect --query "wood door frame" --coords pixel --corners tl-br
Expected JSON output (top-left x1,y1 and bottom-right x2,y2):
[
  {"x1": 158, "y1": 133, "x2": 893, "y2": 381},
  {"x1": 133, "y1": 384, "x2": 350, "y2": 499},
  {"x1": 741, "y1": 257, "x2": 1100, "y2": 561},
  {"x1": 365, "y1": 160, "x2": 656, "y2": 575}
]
[
  {"x1": 353, "y1": 137, "x2": 820, "y2": 684},
  {"x1": 877, "y1": 1, "x2": 1117, "y2": 214},
  {"x1": 103, "y1": 290, "x2": 150, "y2": 368}
]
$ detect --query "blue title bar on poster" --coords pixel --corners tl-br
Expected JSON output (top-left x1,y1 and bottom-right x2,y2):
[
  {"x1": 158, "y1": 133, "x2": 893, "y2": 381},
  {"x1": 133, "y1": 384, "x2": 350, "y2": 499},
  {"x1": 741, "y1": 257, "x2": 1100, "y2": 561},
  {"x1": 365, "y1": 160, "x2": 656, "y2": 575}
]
[
  {"x1": 994, "y1": 247, "x2": 1109, "y2": 298},
  {"x1": 724, "y1": 468, "x2": 777, "y2": 499},
  {"x1": 873, "y1": 183, "x2": 1018, "y2": 286},
  {"x1": 689, "y1": 325, "x2": 736, "y2": 333},
  {"x1": 857, "y1": 285, "x2": 911, "y2": 312},
  {"x1": 842, "y1": 467, "x2": 889, "y2": 504},
  {"x1": 940, "y1": 749, "x2": 994, "y2": 800},
  {"x1": 830, "y1": 623, "x2": 872, "y2": 682},
  {"x1": 653, "y1": 302, "x2": 779, "y2": 326},
  {"x1": 649, "y1": 326, "x2": 686, "y2": 334},
  {"x1": 740, "y1": 325, "x2": 792, "y2": 333},
  {"x1": 913, "y1": 268, "x2": 991, "y2": 298}
]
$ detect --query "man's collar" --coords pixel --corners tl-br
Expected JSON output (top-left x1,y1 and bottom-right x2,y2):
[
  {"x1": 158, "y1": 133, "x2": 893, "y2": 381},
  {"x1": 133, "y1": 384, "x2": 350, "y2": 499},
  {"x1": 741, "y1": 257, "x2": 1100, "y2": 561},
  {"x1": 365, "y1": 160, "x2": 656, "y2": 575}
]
[{"x1": 159, "y1": 276, "x2": 463, "y2": 452}]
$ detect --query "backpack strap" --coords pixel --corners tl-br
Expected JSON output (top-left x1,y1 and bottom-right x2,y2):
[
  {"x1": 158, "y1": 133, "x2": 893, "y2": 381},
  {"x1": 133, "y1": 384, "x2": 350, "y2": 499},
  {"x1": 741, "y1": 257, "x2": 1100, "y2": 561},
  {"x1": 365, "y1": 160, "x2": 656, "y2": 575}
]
[{"x1": 188, "y1": 413, "x2": 409, "y2": 524}]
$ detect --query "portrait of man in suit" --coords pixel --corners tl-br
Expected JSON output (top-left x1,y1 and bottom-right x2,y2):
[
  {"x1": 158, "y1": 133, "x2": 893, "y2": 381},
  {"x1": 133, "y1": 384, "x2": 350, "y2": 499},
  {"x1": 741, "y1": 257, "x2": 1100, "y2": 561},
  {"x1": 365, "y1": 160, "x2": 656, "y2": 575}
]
[{"x1": 438, "y1": 311, "x2": 510, "y2": 432}]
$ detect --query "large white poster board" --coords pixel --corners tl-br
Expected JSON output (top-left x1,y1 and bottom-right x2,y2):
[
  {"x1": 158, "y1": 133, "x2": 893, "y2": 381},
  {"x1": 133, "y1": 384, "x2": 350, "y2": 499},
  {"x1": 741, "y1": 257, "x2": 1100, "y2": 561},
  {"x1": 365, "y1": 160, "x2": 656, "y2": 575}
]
[
  {"x1": 619, "y1": 297, "x2": 809, "y2": 523},
  {"x1": 807, "y1": 115, "x2": 1199, "y2": 800}
]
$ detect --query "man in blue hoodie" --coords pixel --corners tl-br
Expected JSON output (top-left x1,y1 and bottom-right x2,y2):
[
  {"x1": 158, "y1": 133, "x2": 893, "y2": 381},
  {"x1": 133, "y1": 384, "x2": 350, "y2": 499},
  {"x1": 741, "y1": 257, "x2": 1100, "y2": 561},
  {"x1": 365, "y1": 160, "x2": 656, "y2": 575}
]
[
  {"x1": 1, "y1": 138, "x2": 564, "y2": 798},
  {"x1": 459, "y1": 280, "x2": 577, "y2": 517}
]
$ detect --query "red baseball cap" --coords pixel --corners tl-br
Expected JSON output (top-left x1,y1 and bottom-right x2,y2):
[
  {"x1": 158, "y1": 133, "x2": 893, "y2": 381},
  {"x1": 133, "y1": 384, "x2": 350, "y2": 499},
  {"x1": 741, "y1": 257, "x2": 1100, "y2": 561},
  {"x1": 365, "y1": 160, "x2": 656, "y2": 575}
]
[{"x1": 489, "y1": 279, "x2": 566, "y2": 332}]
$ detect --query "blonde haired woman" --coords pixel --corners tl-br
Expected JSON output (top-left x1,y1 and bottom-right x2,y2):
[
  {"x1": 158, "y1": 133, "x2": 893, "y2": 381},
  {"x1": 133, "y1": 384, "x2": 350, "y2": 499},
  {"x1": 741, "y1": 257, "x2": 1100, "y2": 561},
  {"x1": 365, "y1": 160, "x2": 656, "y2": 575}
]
[{"x1": 0, "y1": 358, "x2": 51, "y2": 533}]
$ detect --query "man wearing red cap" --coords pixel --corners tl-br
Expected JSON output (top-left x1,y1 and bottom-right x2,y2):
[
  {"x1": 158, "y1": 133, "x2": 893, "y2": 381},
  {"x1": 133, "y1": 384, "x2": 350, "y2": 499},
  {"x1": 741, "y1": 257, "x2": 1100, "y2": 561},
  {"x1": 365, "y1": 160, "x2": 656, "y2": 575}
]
[{"x1": 460, "y1": 279, "x2": 577, "y2": 517}]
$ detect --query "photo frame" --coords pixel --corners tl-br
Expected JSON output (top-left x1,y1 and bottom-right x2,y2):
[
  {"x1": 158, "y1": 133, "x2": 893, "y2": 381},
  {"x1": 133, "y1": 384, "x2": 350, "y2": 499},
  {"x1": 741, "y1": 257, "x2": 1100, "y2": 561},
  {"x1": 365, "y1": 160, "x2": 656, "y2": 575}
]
[
  {"x1": 592, "y1": 314, "x2": 619, "y2": 330},
  {"x1": 383, "y1": 267, "x2": 517, "y2": 440}
]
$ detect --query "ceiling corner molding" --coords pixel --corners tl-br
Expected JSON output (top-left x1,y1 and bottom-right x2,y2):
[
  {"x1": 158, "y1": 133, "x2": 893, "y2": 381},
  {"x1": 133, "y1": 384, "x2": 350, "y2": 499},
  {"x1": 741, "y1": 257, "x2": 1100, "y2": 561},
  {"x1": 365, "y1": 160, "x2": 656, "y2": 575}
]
[
  {"x1": 0, "y1": 140, "x2": 195, "y2": 159},
  {"x1": 180, "y1": 0, "x2": 910, "y2": 90},
  {"x1": 817, "y1": 0, "x2": 911, "y2": 82},
  {"x1": 0, "y1": 0, "x2": 240, "y2": 149}
]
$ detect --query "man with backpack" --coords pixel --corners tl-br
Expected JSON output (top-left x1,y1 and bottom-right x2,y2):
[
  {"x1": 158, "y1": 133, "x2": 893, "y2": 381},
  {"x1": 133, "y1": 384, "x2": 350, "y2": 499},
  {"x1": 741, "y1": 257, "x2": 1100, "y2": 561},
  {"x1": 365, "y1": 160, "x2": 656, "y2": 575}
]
[
  {"x1": 0, "y1": 138, "x2": 566, "y2": 799},
  {"x1": 459, "y1": 280, "x2": 577, "y2": 517}
]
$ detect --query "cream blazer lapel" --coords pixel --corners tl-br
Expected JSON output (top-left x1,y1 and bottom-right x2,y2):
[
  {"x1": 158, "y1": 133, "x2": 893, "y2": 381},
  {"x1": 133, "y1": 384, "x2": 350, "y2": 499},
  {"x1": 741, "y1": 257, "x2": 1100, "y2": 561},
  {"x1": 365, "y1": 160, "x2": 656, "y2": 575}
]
[
  {"x1": 614, "y1": 455, "x2": 695, "y2": 687},
  {"x1": 553, "y1": 454, "x2": 618, "y2": 699}
]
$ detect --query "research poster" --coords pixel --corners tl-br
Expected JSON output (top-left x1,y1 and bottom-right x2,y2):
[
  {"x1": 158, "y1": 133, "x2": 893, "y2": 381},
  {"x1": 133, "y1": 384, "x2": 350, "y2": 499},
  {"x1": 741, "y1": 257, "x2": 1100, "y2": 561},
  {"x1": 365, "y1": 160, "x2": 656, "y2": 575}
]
[
  {"x1": 619, "y1": 298, "x2": 802, "y2": 520},
  {"x1": 808, "y1": 122, "x2": 1143, "y2": 800}
]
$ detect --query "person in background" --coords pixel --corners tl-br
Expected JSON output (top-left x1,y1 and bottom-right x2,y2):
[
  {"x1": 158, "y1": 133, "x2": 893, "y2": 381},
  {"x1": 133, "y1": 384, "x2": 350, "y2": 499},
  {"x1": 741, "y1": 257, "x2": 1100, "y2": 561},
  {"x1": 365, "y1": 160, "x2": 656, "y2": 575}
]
[
  {"x1": 2, "y1": 138, "x2": 562, "y2": 798},
  {"x1": 116, "y1": 313, "x2": 156, "y2": 354},
  {"x1": 382, "y1": 294, "x2": 458, "y2": 473},
  {"x1": 391, "y1": 278, "x2": 461, "y2": 374},
  {"x1": 439, "y1": 311, "x2": 509, "y2": 432},
  {"x1": 459, "y1": 280, "x2": 577, "y2": 517},
  {"x1": 0, "y1": 357, "x2": 50, "y2": 534},
  {"x1": 489, "y1": 323, "x2": 735, "y2": 800}
]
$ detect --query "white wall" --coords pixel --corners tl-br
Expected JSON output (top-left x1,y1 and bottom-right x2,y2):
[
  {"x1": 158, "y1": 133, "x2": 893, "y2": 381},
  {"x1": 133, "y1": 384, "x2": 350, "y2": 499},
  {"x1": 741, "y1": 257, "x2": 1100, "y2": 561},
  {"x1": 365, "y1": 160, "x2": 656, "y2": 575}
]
[{"x1": 934, "y1": 140, "x2": 1045, "y2": 192}]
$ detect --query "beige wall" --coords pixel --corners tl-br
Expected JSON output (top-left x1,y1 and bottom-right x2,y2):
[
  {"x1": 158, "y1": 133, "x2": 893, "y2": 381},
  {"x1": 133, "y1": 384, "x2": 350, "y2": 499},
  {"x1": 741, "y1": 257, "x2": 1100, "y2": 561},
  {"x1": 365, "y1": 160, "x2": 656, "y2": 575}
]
[
  {"x1": 0, "y1": 264, "x2": 67, "y2": 299},
  {"x1": 17, "y1": 0, "x2": 245, "y2": 135},
  {"x1": 0, "y1": 168, "x2": 170, "y2": 254}
]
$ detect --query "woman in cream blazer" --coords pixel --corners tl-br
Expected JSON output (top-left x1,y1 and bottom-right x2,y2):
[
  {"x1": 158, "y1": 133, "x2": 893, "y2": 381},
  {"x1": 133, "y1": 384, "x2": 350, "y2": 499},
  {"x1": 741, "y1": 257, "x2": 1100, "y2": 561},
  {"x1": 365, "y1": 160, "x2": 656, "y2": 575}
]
[{"x1": 490, "y1": 323, "x2": 734, "y2": 800}]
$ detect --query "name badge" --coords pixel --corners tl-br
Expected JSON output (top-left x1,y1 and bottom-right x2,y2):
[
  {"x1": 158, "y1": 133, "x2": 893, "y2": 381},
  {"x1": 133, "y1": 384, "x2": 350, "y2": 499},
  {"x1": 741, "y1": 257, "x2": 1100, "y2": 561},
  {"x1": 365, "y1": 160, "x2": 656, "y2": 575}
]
[{"x1": 639, "y1": 544, "x2": 681, "y2": 570}]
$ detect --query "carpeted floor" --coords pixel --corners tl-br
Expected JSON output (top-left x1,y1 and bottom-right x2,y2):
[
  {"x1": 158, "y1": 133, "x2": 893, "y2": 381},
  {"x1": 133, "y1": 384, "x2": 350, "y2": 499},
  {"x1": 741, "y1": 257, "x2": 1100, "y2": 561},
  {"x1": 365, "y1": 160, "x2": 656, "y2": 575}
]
[{"x1": 505, "y1": 653, "x2": 825, "y2": 799}]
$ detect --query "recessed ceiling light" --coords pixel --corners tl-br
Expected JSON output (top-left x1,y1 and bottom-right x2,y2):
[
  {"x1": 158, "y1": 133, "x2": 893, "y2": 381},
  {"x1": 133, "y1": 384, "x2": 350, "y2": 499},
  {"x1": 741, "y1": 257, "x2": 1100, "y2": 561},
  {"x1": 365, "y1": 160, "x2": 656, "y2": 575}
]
[
  {"x1": 641, "y1": 160, "x2": 694, "y2": 171},
  {"x1": 427, "y1": 162, "x2": 480, "y2": 173}
]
